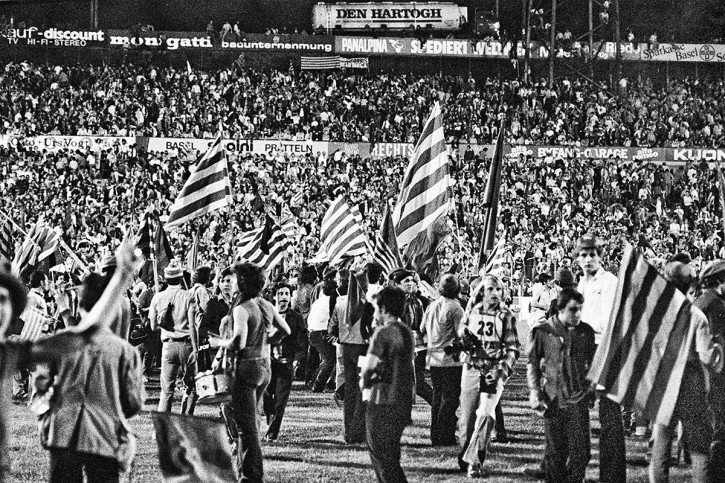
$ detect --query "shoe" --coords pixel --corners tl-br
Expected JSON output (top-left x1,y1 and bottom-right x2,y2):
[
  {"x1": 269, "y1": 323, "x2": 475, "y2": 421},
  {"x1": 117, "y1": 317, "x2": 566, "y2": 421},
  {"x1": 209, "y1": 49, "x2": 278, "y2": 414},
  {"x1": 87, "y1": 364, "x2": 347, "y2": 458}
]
[
  {"x1": 333, "y1": 390, "x2": 344, "y2": 407},
  {"x1": 264, "y1": 434, "x2": 278, "y2": 442},
  {"x1": 491, "y1": 432, "x2": 508, "y2": 443},
  {"x1": 523, "y1": 467, "x2": 546, "y2": 479},
  {"x1": 467, "y1": 464, "x2": 487, "y2": 478}
]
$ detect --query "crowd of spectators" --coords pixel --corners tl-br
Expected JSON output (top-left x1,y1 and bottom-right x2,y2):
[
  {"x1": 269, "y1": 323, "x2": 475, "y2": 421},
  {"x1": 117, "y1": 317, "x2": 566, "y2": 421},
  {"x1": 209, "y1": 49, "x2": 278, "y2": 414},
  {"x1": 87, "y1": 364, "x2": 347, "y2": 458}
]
[
  {"x1": 1, "y1": 119, "x2": 722, "y2": 299},
  {"x1": 1, "y1": 62, "x2": 724, "y2": 148}
]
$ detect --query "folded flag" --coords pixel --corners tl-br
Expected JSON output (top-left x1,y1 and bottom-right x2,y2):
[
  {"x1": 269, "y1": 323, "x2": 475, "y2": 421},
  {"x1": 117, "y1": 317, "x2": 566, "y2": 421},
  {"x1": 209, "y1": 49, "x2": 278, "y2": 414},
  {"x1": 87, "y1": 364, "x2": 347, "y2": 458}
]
[
  {"x1": 151, "y1": 411, "x2": 235, "y2": 483},
  {"x1": 19, "y1": 306, "x2": 49, "y2": 342}
]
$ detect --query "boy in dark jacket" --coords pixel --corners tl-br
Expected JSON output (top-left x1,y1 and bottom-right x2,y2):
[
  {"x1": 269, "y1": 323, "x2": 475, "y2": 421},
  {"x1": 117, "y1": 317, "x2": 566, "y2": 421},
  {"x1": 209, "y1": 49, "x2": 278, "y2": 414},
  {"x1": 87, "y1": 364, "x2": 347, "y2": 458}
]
[{"x1": 527, "y1": 288, "x2": 595, "y2": 483}]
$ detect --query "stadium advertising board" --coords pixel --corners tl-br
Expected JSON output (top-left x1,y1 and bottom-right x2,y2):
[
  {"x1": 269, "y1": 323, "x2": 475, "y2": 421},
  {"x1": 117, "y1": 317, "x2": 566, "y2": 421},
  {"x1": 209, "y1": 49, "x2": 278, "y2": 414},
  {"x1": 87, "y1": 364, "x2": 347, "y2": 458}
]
[
  {"x1": 106, "y1": 30, "x2": 213, "y2": 50},
  {"x1": 312, "y1": 2, "x2": 466, "y2": 31},
  {"x1": 641, "y1": 43, "x2": 725, "y2": 63},
  {"x1": 252, "y1": 140, "x2": 330, "y2": 156},
  {"x1": 146, "y1": 137, "x2": 251, "y2": 154},
  {"x1": 0, "y1": 27, "x2": 106, "y2": 47},
  {"x1": 2, "y1": 135, "x2": 135, "y2": 153},
  {"x1": 221, "y1": 33, "x2": 334, "y2": 53}
]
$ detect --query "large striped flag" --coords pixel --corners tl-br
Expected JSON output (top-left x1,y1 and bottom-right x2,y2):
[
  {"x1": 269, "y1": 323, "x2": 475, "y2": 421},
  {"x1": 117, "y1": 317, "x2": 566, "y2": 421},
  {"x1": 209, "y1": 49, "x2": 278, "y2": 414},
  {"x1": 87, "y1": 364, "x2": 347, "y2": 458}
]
[
  {"x1": 316, "y1": 196, "x2": 367, "y2": 265},
  {"x1": 280, "y1": 204, "x2": 299, "y2": 242},
  {"x1": 0, "y1": 217, "x2": 12, "y2": 261},
  {"x1": 236, "y1": 216, "x2": 290, "y2": 271},
  {"x1": 483, "y1": 231, "x2": 508, "y2": 276},
  {"x1": 372, "y1": 203, "x2": 403, "y2": 277},
  {"x1": 587, "y1": 244, "x2": 695, "y2": 426},
  {"x1": 166, "y1": 134, "x2": 232, "y2": 229},
  {"x1": 478, "y1": 119, "x2": 506, "y2": 269},
  {"x1": 392, "y1": 102, "x2": 450, "y2": 250},
  {"x1": 12, "y1": 221, "x2": 60, "y2": 274},
  {"x1": 19, "y1": 306, "x2": 49, "y2": 342}
]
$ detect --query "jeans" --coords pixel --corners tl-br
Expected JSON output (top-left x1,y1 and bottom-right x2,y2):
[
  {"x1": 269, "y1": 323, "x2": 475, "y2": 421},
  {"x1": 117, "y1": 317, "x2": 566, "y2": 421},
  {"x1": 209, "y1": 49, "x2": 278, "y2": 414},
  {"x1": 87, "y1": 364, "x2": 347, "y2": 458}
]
[
  {"x1": 650, "y1": 362, "x2": 712, "y2": 483},
  {"x1": 309, "y1": 330, "x2": 335, "y2": 391},
  {"x1": 459, "y1": 364, "x2": 504, "y2": 466},
  {"x1": 336, "y1": 343, "x2": 345, "y2": 391},
  {"x1": 710, "y1": 375, "x2": 725, "y2": 480},
  {"x1": 366, "y1": 403, "x2": 410, "y2": 483},
  {"x1": 543, "y1": 401, "x2": 591, "y2": 483},
  {"x1": 430, "y1": 365, "x2": 462, "y2": 446},
  {"x1": 598, "y1": 395, "x2": 626, "y2": 483},
  {"x1": 158, "y1": 340, "x2": 193, "y2": 412},
  {"x1": 49, "y1": 449, "x2": 120, "y2": 483},
  {"x1": 263, "y1": 360, "x2": 293, "y2": 439},
  {"x1": 414, "y1": 349, "x2": 432, "y2": 405},
  {"x1": 232, "y1": 357, "x2": 271, "y2": 483},
  {"x1": 137, "y1": 332, "x2": 160, "y2": 376},
  {"x1": 341, "y1": 344, "x2": 368, "y2": 443}
]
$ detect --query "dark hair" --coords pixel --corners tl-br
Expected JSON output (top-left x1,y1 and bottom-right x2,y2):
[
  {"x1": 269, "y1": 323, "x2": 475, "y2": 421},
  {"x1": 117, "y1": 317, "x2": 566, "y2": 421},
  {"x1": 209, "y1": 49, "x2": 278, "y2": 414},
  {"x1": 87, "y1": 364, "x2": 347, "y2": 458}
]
[
  {"x1": 0, "y1": 270, "x2": 27, "y2": 323},
  {"x1": 374, "y1": 286, "x2": 406, "y2": 320},
  {"x1": 192, "y1": 266, "x2": 213, "y2": 286},
  {"x1": 166, "y1": 276, "x2": 182, "y2": 286},
  {"x1": 439, "y1": 274, "x2": 460, "y2": 298},
  {"x1": 299, "y1": 265, "x2": 317, "y2": 285},
  {"x1": 366, "y1": 262, "x2": 384, "y2": 285},
  {"x1": 29, "y1": 271, "x2": 46, "y2": 289},
  {"x1": 671, "y1": 252, "x2": 692, "y2": 265},
  {"x1": 557, "y1": 288, "x2": 584, "y2": 311},
  {"x1": 702, "y1": 272, "x2": 725, "y2": 290},
  {"x1": 234, "y1": 262, "x2": 266, "y2": 302},
  {"x1": 218, "y1": 266, "x2": 234, "y2": 280},
  {"x1": 274, "y1": 282, "x2": 293, "y2": 295},
  {"x1": 80, "y1": 272, "x2": 109, "y2": 313}
]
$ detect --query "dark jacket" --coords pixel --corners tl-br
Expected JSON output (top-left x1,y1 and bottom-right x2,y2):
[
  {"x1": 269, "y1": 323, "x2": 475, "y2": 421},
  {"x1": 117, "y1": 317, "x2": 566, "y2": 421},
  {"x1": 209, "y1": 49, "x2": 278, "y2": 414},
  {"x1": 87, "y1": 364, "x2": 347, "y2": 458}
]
[
  {"x1": 527, "y1": 316, "x2": 596, "y2": 408},
  {"x1": 271, "y1": 308, "x2": 306, "y2": 364},
  {"x1": 694, "y1": 290, "x2": 725, "y2": 389}
]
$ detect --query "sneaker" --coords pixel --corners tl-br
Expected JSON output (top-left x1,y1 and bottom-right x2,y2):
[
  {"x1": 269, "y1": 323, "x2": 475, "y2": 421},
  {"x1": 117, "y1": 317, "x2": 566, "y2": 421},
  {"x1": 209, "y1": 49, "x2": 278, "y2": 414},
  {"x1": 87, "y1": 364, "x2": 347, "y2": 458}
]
[{"x1": 467, "y1": 464, "x2": 486, "y2": 478}]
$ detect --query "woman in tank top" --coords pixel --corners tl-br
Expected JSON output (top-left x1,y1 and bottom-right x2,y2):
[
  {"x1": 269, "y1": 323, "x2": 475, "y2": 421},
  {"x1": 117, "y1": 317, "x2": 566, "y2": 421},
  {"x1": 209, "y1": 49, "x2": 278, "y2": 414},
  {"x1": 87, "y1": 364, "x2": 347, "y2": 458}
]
[{"x1": 210, "y1": 262, "x2": 290, "y2": 482}]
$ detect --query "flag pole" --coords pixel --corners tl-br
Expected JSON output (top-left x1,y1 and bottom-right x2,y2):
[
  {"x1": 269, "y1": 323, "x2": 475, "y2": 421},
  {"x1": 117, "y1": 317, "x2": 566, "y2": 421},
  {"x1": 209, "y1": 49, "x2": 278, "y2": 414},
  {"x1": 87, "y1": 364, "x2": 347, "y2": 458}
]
[{"x1": 150, "y1": 215, "x2": 160, "y2": 293}]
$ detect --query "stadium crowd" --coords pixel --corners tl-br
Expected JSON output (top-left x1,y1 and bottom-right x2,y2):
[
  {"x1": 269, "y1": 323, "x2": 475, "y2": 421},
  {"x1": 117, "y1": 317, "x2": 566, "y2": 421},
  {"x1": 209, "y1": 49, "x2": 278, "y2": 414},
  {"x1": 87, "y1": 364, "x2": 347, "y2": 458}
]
[
  {"x1": 1, "y1": 125, "x2": 722, "y2": 293},
  {"x1": 1, "y1": 62, "x2": 724, "y2": 148}
]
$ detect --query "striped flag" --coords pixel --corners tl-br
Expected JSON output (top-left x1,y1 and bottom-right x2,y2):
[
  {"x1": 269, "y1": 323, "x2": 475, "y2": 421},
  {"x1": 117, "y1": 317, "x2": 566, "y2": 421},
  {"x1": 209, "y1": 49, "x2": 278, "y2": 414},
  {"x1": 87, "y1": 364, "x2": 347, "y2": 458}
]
[
  {"x1": 717, "y1": 162, "x2": 725, "y2": 236},
  {"x1": 587, "y1": 244, "x2": 695, "y2": 426},
  {"x1": 187, "y1": 230, "x2": 200, "y2": 273},
  {"x1": 300, "y1": 56, "x2": 341, "y2": 70},
  {"x1": 484, "y1": 231, "x2": 508, "y2": 276},
  {"x1": 166, "y1": 134, "x2": 232, "y2": 229},
  {"x1": 478, "y1": 119, "x2": 506, "y2": 269},
  {"x1": 392, "y1": 102, "x2": 450, "y2": 250},
  {"x1": 36, "y1": 226, "x2": 60, "y2": 262},
  {"x1": 280, "y1": 204, "x2": 299, "y2": 242},
  {"x1": 19, "y1": 306, "x2": 48, "y2": 342},
  {"x1": 316, "y1": 196, "x2": 367, "y2": 265},
  {"x1": 236, "y1": 216, "x2": 290, "y2": 272},
  {"x1": 372, "y1": 203, "x2": 403, "y2": 277},
  {"x1": 12, "y1": 221, "x2": 59, "y2": 274},
  {"x1": 0, "y1": 218, "x2": 12, "y2": 261}
]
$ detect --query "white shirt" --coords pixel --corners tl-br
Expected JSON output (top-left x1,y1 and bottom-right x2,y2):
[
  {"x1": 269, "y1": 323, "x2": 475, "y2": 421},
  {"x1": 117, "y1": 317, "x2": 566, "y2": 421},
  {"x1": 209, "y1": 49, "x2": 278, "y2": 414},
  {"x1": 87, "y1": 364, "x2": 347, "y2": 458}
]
[
  {"x1": 307, "y1": 293, "x2": 331, "y2": 332},
  {"x1": 578, "y1": 267, "x2": 619, "y2": 344}
]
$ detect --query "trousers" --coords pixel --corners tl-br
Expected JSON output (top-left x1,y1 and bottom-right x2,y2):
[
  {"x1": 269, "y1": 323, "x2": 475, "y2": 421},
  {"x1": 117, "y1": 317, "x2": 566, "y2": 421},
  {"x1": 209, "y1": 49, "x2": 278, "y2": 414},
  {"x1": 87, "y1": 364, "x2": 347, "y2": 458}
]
[
  {"x1": 366, "y1": 403, "x2": 410, "y2": 483},
  {"x1": 263, "y1": 360, "x2": 294, "y2": 439},
  {"x1": 543, "y1": 400, "x2": 591, "y2": 483},
  {"x1": 158, "y1": 340, "x2": 193, "y2": 412},
  {"x1": 49, "y1": 449, "x2": 120, "y2": 483},
  {"x1": 459, "y1": 364, "x2": 504, "y2": 466},
  {"x1": 430, "y1": 365, "x2": 462, "y2": 446},
  {"x1": 341, "y1": 343, "x2": 368, "y2": 443}
]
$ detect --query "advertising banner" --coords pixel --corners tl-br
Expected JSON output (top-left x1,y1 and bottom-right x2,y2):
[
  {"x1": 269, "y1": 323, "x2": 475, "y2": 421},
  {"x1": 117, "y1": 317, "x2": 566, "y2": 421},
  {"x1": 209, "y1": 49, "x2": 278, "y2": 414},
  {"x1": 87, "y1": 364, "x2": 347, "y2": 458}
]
[
  {"x1": 0, "y1": 27, "x2": 106, "y2": 47},
  {"x1": 641, "y1": 43, "x2": 725, "y2": 63},
  {"x1": 7, "y1": 135, "x2": 135, "y2": 153},
  {"x1": 220, "y1": 33, "x2": 334, "y2": 53},
  {"x1": 145, "y1": 137, "x2": 251, "y2": 155},
  {"x1": 312, "y1": 2, "x2": 466, "y2": 31},
  {"x1": 251, "y1": 140, "x2": 330, "y2": 157},
  {"x1": 106, "y1": 29, "x2": 213, "y2": 50}
]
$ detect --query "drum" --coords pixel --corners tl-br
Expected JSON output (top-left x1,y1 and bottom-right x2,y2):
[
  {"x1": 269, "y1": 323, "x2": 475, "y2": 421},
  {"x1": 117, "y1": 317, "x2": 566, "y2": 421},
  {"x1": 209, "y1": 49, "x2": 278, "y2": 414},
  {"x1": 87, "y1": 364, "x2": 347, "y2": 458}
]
[{"x1": 195, "y1": 371, "x2": 233, "y2": 404}]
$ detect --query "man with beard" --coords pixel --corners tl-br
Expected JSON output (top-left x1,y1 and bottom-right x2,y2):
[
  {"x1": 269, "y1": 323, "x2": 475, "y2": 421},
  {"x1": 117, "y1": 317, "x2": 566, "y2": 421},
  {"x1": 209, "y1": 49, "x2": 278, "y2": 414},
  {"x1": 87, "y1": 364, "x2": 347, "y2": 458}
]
[{"x1": 263, "y1": 282, "x2": 305, "y2": 441}]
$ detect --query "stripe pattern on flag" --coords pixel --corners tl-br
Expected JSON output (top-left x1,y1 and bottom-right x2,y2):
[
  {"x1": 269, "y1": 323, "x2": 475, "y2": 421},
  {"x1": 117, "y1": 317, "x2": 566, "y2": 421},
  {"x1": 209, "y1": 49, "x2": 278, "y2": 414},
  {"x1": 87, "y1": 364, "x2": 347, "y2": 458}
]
[
  {"x1": 0, "y1": 219, "x2": 12, "y2": 261},
  {"x1": 484, "y1": 231, "x2": 507, "y2": 276},
  {"x1": 587, "y1": 244, "x2": 694, "y2": 426},
  {"x1": 166, "y1": 134, "x2": 232, "y2": 229},
  {"x1": 372, "y1": 203, "x2": 403, "y2": 277},
  {"x1": 300, "y1": 56, "x2": 341, "y2": 70},
  {"x1": 187, "y1": 231, "x2": 200, "y2": 273},
  {"x1": 317, "y1": 196, "x2": 367, "y2": 264},
  {"x1": 236, "y1": 217, "x2": 290, "y2": 272},
  {"x1": 392, "y1": 102, "x2": 450, "y2": 249},
  {"x1": 19, "y1": 306, "x2": 48, "y2": 342}
]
